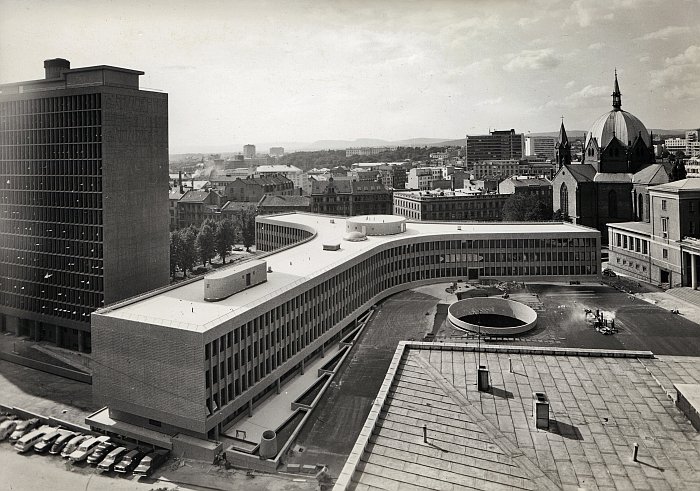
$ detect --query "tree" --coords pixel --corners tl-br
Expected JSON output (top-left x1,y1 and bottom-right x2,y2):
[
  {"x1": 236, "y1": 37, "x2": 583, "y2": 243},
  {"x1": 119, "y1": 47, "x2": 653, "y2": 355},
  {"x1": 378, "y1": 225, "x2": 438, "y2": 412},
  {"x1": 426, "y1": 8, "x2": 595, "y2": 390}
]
[
  {"x1": 502, "y1": 194, "x2": 552, "y2": 221},
  {"x1": 169, "y1": 231, "x2": 183, "y2": 278},
  {"x1": 238, "y1": 208, "x2": 257, "y2": 252},
  {"x1": 196, "y1": 219, "x2": 217, "y2": 267},
  {"x1": 215, "y1": 219, "x2": 236, "y2": 264},
  {"x1": 179, "y1": 226, "x2": 198, "y2": 277}
]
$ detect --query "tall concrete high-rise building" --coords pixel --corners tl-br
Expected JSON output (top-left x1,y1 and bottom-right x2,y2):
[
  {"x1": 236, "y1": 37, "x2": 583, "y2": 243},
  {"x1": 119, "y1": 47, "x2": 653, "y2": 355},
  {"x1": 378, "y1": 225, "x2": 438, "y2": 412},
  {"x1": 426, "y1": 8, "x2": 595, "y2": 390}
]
[
  {"x1": 0, "y1": 58, "x2": 169, "y2": 352},
  {"x1": 243, "y1": 144, "x2": 256, "y2": 159},
  {"x1": 465, "y1": 129, "x2": 525, "y2": 164}
]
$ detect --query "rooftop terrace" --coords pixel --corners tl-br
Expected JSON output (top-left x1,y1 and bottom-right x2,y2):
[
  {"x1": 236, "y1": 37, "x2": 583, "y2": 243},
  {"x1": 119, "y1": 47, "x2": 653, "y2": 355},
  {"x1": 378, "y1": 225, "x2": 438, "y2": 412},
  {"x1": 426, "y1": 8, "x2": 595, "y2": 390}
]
[{"x1": 95, "y1": 213, "x2": 598, "y2": 333}]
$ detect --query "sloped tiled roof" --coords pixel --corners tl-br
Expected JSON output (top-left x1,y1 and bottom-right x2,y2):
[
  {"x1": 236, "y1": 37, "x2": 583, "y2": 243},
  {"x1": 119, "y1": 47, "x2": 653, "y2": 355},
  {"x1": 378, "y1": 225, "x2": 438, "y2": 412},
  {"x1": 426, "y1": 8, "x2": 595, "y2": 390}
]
[
  {"x1": 338, "y1": 343, "x2": 700, "y2": 490},
  {"x1": 633, "y1": 164, "x2": 670, "y2": 185},
  {"x1": 180, "y1": 190, "x2": 216, "y2": 203},
  {"x1": 562, "y1": 164, "x2": 596, "y2": 183},
  {"x1": 257, "y1": 195, "x2": 310, "y2": 208}
]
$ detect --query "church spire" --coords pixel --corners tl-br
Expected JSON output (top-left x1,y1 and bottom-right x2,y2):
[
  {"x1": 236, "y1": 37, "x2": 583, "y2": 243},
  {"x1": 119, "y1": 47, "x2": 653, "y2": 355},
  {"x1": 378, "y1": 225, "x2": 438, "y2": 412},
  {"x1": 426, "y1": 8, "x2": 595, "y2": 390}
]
[
  {"x1": 556, "y1": 117, "x2": 572, "y2": 169},
  {"x1": 612, "y1": 69, "x2": 622, "y2": 110}
]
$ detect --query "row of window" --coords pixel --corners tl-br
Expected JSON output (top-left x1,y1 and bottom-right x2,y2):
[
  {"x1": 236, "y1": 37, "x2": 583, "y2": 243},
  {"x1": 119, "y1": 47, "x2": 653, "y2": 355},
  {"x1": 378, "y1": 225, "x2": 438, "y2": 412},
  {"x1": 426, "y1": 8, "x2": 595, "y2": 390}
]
[
  {"x1": 256, "y1": 223, "x2": 314, "y2": 252},
  {"x1": 1, "y1": 269, "x2": 103, "y2": 299},
  {"x1": 0, "y1": 289, "x2": 100, "y2": 322},
  {"x1": 0, "y1": 125, "x2": 102, "y2": 142},
  {"x1": 1, "y1": 234, "x2": 103, "y2": 258},
  {"x1": 1, "y1": 191, "x2": 102, "y2": 209},
  {"x1": 0, "y1": 142, "x2": 103, "y2": 161},
  {"x1": 0, "y1": 207, "x2": 103, "y2": 225},
  {"x1": 615, "y1": 233, "x2": 649, "y2": 255},
  {"x1": 203, "y1": 232, "x2": 599, "y2": 421},
  {"x1": 3, "y1": 177, "x2": 102, "y2": 193},
  {"x1": 615, "y1": 257, "x2": 648, "y2": 274},
  {"x1": 0, "y1": 248, "x2": 103, "y2": 275},
  {"x1": 0, "y1": 94, "x2": 101, "y2": 117},
  {"x1": 0, "y1": 160, "x2": 103, "y2": 177}
]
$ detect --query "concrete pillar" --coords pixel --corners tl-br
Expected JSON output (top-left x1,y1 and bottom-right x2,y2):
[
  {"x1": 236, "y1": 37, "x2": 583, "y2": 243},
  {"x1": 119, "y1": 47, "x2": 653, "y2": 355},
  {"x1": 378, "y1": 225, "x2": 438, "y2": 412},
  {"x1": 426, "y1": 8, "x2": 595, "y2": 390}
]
[
  {"x1": 78, "y1": 330, "x2": 84, "y2": 353},
  {"x1": 276, "y1": 378, "x2": 281, "y2": 395},
  {"x1": 247, "y1": 400, "x2": 253, "y2": 417},
  {"x1": 56, "y1": 326, "x2": 62, "y2": 348},
  {"x1": 300, "y1": 359, "x2": 305, "y2": 375},
  {"x1": 33, "y1": 321, "x2": 40, "y2": 342},
  {"x1": 692, "y1": 254, "x2": 698, "y2": 290},
  {"x1": 321, "y1": 343, "x2": 325, "y2": 358}
]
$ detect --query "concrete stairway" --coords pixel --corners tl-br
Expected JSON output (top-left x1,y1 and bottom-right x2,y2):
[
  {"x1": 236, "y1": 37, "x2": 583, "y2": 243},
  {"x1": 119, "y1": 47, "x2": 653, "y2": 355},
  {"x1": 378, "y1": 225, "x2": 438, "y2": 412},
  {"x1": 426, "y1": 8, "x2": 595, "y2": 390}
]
[{"x1": 666, "y1": 287, "x2": 700, "y2": 307}]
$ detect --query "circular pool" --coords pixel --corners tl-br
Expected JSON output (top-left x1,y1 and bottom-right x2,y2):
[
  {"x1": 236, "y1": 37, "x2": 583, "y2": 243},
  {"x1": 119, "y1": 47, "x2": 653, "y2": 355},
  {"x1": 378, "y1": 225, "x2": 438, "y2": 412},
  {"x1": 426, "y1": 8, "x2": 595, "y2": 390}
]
[{"x1": 448, "y1": 297, "x2": 537, "y2": 336}]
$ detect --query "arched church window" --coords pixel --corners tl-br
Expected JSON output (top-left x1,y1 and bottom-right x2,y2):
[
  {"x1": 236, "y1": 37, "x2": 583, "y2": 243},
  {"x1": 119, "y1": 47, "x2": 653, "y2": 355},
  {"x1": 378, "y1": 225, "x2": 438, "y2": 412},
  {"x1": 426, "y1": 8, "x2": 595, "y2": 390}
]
[
  {"x1": 560, "y1": 183, "x2": 569, "y2": 217},
  {"x1": 609, "y1": 190, "x2": 618, "y2": 218}
]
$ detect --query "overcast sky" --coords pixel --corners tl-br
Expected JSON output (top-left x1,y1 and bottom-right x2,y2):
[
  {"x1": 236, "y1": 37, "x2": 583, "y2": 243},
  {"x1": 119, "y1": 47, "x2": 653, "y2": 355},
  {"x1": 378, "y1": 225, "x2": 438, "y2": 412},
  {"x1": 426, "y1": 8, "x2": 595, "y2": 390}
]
[{"x1": 1, "y1": 0, "x2": 698, "y2": 152}]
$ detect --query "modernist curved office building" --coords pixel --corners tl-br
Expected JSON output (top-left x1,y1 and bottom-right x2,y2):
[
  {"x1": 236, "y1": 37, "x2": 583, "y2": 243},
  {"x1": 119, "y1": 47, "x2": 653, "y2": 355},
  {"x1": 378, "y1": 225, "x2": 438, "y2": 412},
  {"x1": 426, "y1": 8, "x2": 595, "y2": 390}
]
[{"x1": 89, "y1": 213, "x2": 599, "y2": 446}]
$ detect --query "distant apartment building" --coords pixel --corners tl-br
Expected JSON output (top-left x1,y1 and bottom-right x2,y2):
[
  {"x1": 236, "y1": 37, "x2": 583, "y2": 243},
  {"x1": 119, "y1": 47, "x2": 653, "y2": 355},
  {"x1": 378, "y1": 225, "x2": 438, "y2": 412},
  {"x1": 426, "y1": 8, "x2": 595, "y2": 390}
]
[
  {"x1": 269, "y1": 147, "x2": 284, "y2": 157},
  {"x1": 465, "y1": 129, "x2": 525, "y2": 164},
  {"x1": 169, "y1": 189, "x2": 185, "y2": 231},
  {"x1": 525, "y1": 136, "x2": 556, "y2": 159},
  {"x1": 345, "y1": 146, "x2": 397, "y2": 157},
  {"x1": 310, "y1": 177, "x2": 392, "y2": 216},
  {"x1": 665, "y1": 130, "x2": 700, "y2": 158},
  {"x1": 0, "y1": 58, "x2": 169, "y2": 352},
  {"x1": 243, "y1": 144, "x2": 256, "y2": 159},
  {"x1": 351, "y1": 162, "x2": 407, "y2": 190},
  {"x1": 498, "y1": 177, "x2": 553, "y2": 203},
  {"x1": 177, "y1": 189, "x2": 222, "y2": 229},
  {"x1": 393, "y1": 190, "x2": 508, "y2": 221},
  {"x1": 470, "y1": 159, "x2": 520, "y2": 179},
  {"x1": 255, "y1": 164, "x2": 303, "y2": 190},
  {"x1": 217, "y1": 176, "x2": 294, "y2": 203},
  {"x1": 349, "y1": 169, "x2": 380, "y2": 182}
]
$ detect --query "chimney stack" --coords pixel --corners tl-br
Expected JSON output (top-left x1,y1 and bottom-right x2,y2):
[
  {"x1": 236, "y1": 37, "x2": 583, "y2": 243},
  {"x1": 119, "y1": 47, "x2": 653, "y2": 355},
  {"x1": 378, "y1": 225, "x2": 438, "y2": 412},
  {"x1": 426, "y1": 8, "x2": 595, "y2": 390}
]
[
  {"x1": 179, "y1": 171, "x2": 184, "y2": 193},
  {"x1": 44, "y1": 58, "x2": 70, "y2": 79}
]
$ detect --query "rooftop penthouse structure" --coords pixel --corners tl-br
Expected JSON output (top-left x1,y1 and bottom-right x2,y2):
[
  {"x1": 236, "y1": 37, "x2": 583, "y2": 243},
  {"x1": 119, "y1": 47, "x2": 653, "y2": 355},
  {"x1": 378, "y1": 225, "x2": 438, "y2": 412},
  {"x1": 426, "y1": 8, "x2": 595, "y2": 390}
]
[{"x1": 89, "y1": 213, "x2": 599, "y2": 450}]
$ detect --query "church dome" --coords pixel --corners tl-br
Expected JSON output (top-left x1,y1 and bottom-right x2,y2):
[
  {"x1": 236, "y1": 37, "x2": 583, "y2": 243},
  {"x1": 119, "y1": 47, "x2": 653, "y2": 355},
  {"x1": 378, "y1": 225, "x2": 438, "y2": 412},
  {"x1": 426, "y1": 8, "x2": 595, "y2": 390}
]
[{"x1": 585, "y1": 72, "x2": 651, "y2": 150}]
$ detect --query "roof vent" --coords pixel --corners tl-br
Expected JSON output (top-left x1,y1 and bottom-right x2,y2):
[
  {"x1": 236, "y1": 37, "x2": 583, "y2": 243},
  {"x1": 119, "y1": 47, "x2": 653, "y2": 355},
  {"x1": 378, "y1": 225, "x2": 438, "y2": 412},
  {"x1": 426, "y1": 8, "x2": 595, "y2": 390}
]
[
  {"x1": 532, "y1": 392, "x2": 550, "y2": 429},
  {"x1": 44, "y1": 58, "x2": 70, "y2": 79},
  {"x1": 323, "y1": 243, "x2": 341, "y2": 251},
  {"x1": 330, "y1": 219, "x2": 335, "y2": 224}
]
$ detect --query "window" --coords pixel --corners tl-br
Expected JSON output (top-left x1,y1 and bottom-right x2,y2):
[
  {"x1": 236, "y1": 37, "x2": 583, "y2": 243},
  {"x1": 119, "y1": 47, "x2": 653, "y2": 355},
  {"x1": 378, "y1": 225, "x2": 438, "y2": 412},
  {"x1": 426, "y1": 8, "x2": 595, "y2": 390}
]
[
  {"x1": 148, "y1": 419, "x2": 161, "y2": 427},
  {"x1": 663, "y1": 249, "x2": 668, "y2": 259},
  {"x1": 560, "y1": 183, "x2": 568, "y2": 217},
  {"x1": 661, "y1": 199, "x2": 667, "y2": 211},
  {"x1": 662, "y1": 218, "x2": 668, "y2": 235}
]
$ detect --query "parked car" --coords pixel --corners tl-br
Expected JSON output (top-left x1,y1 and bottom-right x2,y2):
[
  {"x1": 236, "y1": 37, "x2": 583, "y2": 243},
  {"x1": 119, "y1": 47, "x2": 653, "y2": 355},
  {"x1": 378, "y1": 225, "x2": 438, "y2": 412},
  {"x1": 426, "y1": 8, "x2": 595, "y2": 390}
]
[
  {"x1": 33, "y1": 429, "x2": 63, "y2": 453},
  {"x1": 0, "y1": 420, "x2": 19, "y2": 441},
  {"x1": 69, "y1": 435, "x2": 110, "y2": 463},
  {"x1": 114, "y1": 449, "x2": 143, "y2": 474},
  {"x1": 15, "y1": 427, "x2": 50, "y2": 453},
  {"x1": 87, "y1": 441, "x2": 116, "y2": 465},
  {"x1": 603, "y1": 268, "x2": 617, "y2": 277},
  {"x1": 97, "y1": 446, "x2": 130, "y2": 473},
  {"x1": 61, "y1": 435, "x2": 89, "y2": 458},
  {"x1": 0, "y1": 413, "x2": 17, "y2": 423},
  {"x1": 8, "y1": 418, "x2": 40, "y2": 443},
  {"x1": 49, "y1": 431, "x2": 77, "y2": 455},
  {"x1": 133, "y1": 450, "x2": 169, "y2": 476}
]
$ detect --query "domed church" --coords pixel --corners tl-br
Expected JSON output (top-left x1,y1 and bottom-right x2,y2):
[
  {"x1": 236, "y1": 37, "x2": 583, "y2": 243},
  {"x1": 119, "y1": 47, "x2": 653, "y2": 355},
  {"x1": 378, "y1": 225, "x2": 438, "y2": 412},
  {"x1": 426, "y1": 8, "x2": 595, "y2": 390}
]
[{"x1": 552, "y1": 72, "x2": 677, "y2": 240}]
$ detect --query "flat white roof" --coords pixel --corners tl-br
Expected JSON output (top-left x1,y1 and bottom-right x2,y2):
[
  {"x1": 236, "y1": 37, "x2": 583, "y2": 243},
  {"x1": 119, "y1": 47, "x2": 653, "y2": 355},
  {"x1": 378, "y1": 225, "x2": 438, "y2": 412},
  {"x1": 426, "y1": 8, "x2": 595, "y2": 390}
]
[{"x1": 97, "y1": 213, "x2": 598, "y2": 332}]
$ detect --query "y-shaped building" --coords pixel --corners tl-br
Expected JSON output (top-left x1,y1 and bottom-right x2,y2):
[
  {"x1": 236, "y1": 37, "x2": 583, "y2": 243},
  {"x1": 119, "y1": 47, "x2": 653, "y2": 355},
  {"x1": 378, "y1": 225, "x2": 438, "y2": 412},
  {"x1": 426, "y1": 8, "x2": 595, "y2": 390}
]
[{"x1": 88, "y1": 213, "x2": 599, "y2": 455}]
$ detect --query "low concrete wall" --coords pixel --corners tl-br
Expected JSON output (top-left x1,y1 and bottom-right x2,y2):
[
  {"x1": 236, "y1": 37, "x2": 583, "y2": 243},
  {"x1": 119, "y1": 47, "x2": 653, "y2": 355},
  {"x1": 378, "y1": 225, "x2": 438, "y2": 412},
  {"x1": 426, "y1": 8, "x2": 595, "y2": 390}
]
[
  {"x1": 448, "y1": 297, "x2": 537, "y2": 336},
  {"x1": 0, "y1": 351, "x2": 91, "y2": 384},
  {"x1": 0, "y1": 404, "x2": 91, "y2": 434}
]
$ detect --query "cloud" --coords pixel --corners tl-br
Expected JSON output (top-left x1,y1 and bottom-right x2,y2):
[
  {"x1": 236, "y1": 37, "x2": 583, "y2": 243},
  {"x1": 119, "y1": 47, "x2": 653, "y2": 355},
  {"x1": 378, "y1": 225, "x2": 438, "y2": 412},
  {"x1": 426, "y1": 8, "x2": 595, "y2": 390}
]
[
  {"x1": 569, "y1": 85, "x2": 609, "y2": 99},
  {"x1": 503, "y1": 49, "x2": 561, "y2": 72},
  {"x1": 476, "y1": 97, "x2": 503, "y2": 106},
  {"x1": 637, "y1": 26, "x2": 692, "y2": 41},
  {"x1": 650, "y1": 45, "x2": 700, "y2": 100},
  {"x1": 516, "y1": 17, "x2": 538, "y2": 27},
  {"x1": 588, "y1": 42, "x2": 604, "y2": 50}
]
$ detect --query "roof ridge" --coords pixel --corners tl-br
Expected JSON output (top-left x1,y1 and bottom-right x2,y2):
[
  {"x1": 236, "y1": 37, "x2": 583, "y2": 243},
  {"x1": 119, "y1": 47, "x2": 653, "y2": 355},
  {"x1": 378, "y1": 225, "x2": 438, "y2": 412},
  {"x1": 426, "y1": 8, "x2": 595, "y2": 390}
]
[{"x1": 412, "y1": 352, "x2": 562, "y2": 491}]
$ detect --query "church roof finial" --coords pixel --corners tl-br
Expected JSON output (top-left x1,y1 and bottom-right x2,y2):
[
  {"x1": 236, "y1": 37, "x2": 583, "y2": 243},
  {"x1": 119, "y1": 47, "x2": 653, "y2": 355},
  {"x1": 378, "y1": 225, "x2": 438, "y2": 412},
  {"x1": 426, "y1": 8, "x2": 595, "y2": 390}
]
[
  {"x1": 558, "y1": 116, "x2": 569, "y2": 145},
  {"x1": 612, "y1": 69, "x2": 622, "y2": 110}
]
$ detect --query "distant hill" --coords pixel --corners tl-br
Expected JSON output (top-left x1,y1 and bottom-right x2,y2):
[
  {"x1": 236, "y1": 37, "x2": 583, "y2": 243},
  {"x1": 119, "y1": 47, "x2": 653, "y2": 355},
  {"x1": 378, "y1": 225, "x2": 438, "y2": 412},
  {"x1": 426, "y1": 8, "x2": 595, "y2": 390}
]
[{"x1": 298, "y1": 137, "x2": 455, "y2": 151}]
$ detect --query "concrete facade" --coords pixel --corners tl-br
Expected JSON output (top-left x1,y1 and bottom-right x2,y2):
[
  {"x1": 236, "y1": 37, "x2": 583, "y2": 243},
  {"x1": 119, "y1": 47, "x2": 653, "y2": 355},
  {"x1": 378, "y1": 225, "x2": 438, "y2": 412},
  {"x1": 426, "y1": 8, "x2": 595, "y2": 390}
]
[
  {"x1": 90, "y1": 214, "x2": 600, "y2": 444},
  {"x1": 0, "y1": 59, "x2": 169, "y2": 352}
]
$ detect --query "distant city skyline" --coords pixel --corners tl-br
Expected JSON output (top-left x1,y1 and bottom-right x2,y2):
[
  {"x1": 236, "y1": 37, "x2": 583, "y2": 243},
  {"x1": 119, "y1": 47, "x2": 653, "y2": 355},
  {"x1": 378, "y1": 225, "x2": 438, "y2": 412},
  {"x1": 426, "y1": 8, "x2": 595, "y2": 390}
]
[{"x1": 1, "y1": 0, "x2": 698, "y2": 153}]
